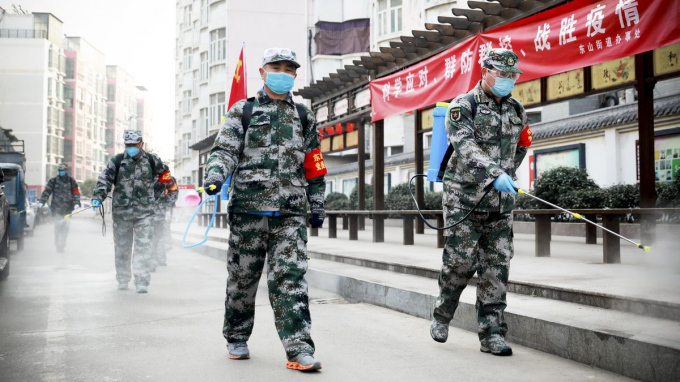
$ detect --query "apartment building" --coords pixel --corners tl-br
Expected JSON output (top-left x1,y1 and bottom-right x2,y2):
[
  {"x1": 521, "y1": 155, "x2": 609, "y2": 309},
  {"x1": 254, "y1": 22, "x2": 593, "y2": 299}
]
[
  {"x1": 106, "y1": 65, "x2": 138, "y2": 157},
  {"x1": 136, "y1": 86, "x2": 154, "y2": 152},
  {"x1": 173, "y1": 0, "x2": 307, "y2": 186},
  {"x1": 63, "y1": 37, "x2": 108, "y2": 182},
  {"x1": 0, "y1": 10, "x2": 66, "y2": 191}
]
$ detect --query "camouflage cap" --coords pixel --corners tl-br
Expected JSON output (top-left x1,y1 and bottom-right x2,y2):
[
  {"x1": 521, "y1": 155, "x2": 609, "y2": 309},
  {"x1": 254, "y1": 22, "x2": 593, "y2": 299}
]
[
  {"x1": 262, "y1": 47, "x2": 300, "y2": 68},
  {"x1": 482, "y1": 48, "x2": 523, "y2": 74},
  {"x1": 57, "y1": 163, "x2": 68, "y2": 171},
  {"x1": 123, "y1": 130, "x2": 143, "y2": 144}
]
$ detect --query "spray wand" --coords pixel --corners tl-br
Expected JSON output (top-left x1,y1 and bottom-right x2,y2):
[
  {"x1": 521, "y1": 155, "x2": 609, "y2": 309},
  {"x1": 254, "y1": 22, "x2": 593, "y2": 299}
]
[{"x1": 515, "y1": 187, "x2": 651, "y2": 252}]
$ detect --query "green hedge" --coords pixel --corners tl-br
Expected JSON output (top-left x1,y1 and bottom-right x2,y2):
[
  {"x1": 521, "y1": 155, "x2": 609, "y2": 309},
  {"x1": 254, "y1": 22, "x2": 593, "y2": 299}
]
[{"x1": 325, "y1": 192, "x2": 350, "y2": 210}]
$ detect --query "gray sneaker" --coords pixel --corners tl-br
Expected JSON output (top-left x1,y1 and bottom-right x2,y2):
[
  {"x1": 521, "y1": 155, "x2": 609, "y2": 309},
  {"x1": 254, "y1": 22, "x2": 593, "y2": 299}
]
[
  {"x1": 136, "y1": 285, "x2": 148, "y2": 294},
  {"x1": 430, "y1": 320, "x2": 449, "y2": 343},
  {"x1": 117, "y1": 282, "x2": 128, "y2": 290},
  {"x1": 480, "y1": 334, "x2": 513, "y2": 356},
  {"x1": 227, "y1": 343, "x2": 250, "y2": 360},
  {"x1": 286, "y1": 353, "x2": 322, "y2": 371}
]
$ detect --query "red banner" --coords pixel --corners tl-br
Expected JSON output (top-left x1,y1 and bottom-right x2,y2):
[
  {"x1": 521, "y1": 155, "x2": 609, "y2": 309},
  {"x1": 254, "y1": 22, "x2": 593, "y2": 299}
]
[{"x1": 370, "y1": 0, "x2": 680, "y2": 122}]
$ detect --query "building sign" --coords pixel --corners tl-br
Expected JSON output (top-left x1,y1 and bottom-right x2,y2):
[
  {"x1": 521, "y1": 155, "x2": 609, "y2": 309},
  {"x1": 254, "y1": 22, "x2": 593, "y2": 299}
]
[
  {"x1": 354, "y1": 88, "x2": 371, "y2": 109},
  {"x1": 547, "y1": 68, "x2": 584, "y2": 101},
  {"x1": 420, "y1": 106, "x2": 436, "y2": 131},
  {"x1": 316, "y1": 106, "x2": 328, "y2": 123},
  {"x1": 636, "y1": 128, "x2": 680, "y2": 182},
  {"x1": 370, "y1": 0, "x2": 680, "y2": 121},
  {"x1": 333, "y1": 98, "x2": 348, "y2": 117},
  {"x1": 533, "y1": 143, "x2": 586, "y2": 180},
  {"x1": 513, "y1": 79, "x2": 541, "y2": 107},
  {"x1": 346, "y1": 130, "x2": 359, "y2": 147},
  {"x1": 332, "y1": 135, "x2": 345, "y2": 151},
  {"x1": 654, "y1": 41, "x2": 680, "y2": 76},
  {"x1": 591, "y1": 55, "x2": 635, "y2": 90},
  {"x1": 320, "y1": 137, "x2": 332, "y2": 152}
]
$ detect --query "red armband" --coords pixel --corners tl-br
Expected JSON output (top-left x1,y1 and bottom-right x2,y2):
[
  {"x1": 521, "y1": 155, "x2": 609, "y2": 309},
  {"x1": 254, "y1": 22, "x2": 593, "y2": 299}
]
[
  {"x1": 518, "y1": 125, "x2": 533, "y2": 147},
  {"x1": 304, "y1": 148, "x2": 327, "y2": 180},
  {"x1": 158, "y1": 170, "x2": 172, "y2": 183},
  {"x1": 72, "y1": 187, "x2": 80, "y2": 195},
  {"x1": 168, "y1": 183, "x2": 179, "y2": 192}
]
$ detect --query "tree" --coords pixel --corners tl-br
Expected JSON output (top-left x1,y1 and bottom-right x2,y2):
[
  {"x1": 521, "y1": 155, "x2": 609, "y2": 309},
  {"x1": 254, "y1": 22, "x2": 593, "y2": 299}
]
[{"x1": 79, "y1": 179, "x2": 98, "y2": 198}]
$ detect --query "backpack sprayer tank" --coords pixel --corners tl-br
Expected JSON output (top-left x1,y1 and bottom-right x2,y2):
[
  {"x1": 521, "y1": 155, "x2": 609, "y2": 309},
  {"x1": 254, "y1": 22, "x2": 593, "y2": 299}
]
[{"x1": 427, "y1": 102, "x2": 450, "y2": 182}]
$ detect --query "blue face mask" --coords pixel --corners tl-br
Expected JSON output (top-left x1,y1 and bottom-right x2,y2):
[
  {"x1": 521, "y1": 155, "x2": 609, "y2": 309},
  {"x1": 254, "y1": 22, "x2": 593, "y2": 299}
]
[
  {"x1": 126, "y1": 147, "x2": 140, "y2": 157},
  {"x1": 58, "y1": 171, "x2": 66, "y2": 176},
  {"x1": 488, "y1": 77, "x2": 516, "y2": 98},
  {"x1": 265, "y1": 71, "x2": 295, "y2": 95}
]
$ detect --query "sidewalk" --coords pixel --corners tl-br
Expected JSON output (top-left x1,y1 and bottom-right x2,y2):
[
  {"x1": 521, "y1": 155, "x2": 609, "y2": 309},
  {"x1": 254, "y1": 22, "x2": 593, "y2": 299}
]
[{"x1": 173, "y1": 221, "x2": 680, "y2": 307}]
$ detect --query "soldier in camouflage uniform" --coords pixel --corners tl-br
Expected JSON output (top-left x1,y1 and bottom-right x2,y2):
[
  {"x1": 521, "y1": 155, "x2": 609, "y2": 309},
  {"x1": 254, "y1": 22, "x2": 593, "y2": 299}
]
[
  {"x1": 430, "y1": 49, "x2": 533, "y2": 356},
  {"x1": 38, "y1": 163, "x2": 81, "y2": 252},
  {"x1": 149, "y1": 175, "x2": 178, "y2": 271},
  {"x1": 92, "y1": 130, "x2": 173, "y2": 293},
  {"x1": 203, "y1": 48, "x2": 326, "y2": 371}
]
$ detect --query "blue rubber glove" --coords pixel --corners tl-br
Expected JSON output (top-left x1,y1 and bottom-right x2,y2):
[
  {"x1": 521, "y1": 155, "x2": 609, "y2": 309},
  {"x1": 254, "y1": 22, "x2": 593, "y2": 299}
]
[
  {"x1": 91, "y1": 199, "x2": 102, "y2": 211},
  {"x1": 493, "y1": 173, "x2": 518, "y2": 195}
]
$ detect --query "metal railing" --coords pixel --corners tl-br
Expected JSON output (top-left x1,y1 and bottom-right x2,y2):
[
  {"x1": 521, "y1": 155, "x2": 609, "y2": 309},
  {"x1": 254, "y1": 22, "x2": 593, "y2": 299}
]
[{"x1": 0, "y1": 29, "x2": 47, "y2": 39}]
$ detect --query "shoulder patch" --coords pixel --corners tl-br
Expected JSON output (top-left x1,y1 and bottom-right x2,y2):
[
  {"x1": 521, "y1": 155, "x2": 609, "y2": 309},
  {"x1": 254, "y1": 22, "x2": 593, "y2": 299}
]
[{"x1": 450, "y1": 107, "x2": 462, "y2": 122}]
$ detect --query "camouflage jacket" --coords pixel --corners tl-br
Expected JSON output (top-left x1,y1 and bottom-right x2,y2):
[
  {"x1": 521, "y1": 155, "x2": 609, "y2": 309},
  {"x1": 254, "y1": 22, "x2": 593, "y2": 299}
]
[
  {"x1": 443, "y1": 81, "x2": 529, "y2": 215},
  {"x1": 153, "y1": 176, "x2": 178, "y2": 220},
  {"x1": 39, "y1": 175, "x2": 80, "y2": 214},
  {"x1": 93, "y1": 151, "x2": 171, "y2": 221},
  {"x1": 204, "y1": 89, "x2": 326, "y2": 215}
]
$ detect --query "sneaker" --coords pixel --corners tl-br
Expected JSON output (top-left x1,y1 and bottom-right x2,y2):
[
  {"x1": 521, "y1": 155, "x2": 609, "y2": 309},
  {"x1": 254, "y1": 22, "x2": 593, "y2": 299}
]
[
  {"x1": 286, "y1": 353, "x2": 322, "y2": 371},
  {"x1": 430, "y1": 320, "x2": 449, "y2": 343},
  {"x1": 480, "y1": 334, "x2": 513, "y2": 356},
  {"x1": 227, "y1": 343, "x2": 250, "y2": 360},
  {"x1": 117, "y1": 283, "x2": 128, "y2": 290},
  {"x1": 136, "y1": 285, "x2": 148, "y2": 294}
]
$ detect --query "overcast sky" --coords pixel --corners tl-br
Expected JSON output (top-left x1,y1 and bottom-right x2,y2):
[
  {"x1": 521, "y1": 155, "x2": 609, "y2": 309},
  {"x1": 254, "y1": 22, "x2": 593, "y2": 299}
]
[{"x1": 2, "y1": 0, "x2": 176, "y2": 160}]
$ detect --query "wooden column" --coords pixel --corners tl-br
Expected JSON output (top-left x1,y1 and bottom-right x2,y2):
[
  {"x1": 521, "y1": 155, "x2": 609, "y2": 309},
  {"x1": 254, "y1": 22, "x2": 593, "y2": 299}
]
[
  {"x1": 636, "y1": 51, "x2": 657, "y2": 246},
  {"x1": 373, "y1": 120, "x2": 385, "y2": 242},
  {"x1": 358, "y1": 119, "x2": 366, "y2": 230},
  {"x1": 534, "y1": 214, "x2": 552, "y2": 257},
  {"x1": 328, "y1": 215, "x2": 337, "y2": 239},
  {"x1": 585, "y1": 214, "x2": 597, "y2": 244},
  {"x1": 436, "y1": 215, "x2": 445, "y2": 248},
  {"x1": 403, "y1": 216, "x2": 414, "y2": 245},
  {"x1": 342, "y1": 215, "x2": 348, "y2": 230},
  {"x1": 349, "y1": 215, "x2": 359, "y2": 240},
  {"x1": 310, "y1": 227, "x2": 319, "y2": 237},
  {"x1": 414, "y1": 110, "x2": 425, "y2": 234},
  {"x1": 602, "y1": 215, "x2": 621, "y2": 264}
]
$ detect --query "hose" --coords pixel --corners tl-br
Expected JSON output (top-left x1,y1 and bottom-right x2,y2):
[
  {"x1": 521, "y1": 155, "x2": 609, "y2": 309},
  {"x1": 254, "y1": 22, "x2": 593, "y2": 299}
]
[
  {"x1": 408, "y1": 174, "x2": 493, "y2": 231},
  {"x1": 182, "y1": 193, "x2": 219, "y2": 248}
]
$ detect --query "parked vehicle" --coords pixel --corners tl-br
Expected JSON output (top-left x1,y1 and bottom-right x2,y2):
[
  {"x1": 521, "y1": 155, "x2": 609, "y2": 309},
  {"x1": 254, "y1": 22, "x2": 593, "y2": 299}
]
[
  {"x1": 0, "y1": 168, "x2": 11, "y2": 281},
  {"x1": 0, "y1": 140, "x2": 27, "y2": 252}
]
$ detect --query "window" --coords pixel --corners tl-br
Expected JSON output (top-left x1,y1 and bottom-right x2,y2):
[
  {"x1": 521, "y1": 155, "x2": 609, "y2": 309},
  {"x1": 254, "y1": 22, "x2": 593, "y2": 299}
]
[
  {"x1": 210, "y1": 28, "x2": 226, "y2": 62},
  {"x1": 107, "y1": 84, "x2": 116, "y2": 102},
  {"x1": 106, "y1": 106, "x2": 114, "y2": 125},
  {"x1": 342, "y1": 178, "x2": 357, "y2": 198},
  {"x1": 183, "y1": 48, "x2": 192, "y2": 71},
  {"x1": 65, "y1": 57, "x2": 75, "y2": 79},
  {"x1": 64, "y1": 84, "x2": 74, "y2": 108},
  {"x1": 193, "y1": 70, "x2": 199, "y2": 95},
  {"x1": 200, "y1": 52, "x2": 209, "y2": 81},
  {"x1": 377, "y1": 0, "x2": 402, "y2": 37},
  {"x1": 200, "y1": 0, "x2": 209, "y2": 25},
  {"x1": 183, "y1": 91, "x2": 192, "y2": 114},
  {"x1": 64, "y1": 112, "x2": 73, "y2": 135},
  {"x1": 182, "y1": 5, "x2": 192, "y2": 29},
  {"x1": 192, "y1": 120, "x2": 197, "y2": 142},
  {"x1": 182, "y1": 133, "x2": 191, "y2": 156},
  {"x1": 200, "y1": 108, "x2": 209, "y2": 136},
  {"x1": 209, "y1": 92, "x2": 226, "y2": 127}
]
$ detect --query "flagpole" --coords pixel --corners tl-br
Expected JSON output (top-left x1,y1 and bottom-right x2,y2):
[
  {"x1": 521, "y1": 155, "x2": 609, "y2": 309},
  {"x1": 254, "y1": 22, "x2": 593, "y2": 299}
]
[{"x1": 242, "y1": 42, "x2": 247, "y2": 96}]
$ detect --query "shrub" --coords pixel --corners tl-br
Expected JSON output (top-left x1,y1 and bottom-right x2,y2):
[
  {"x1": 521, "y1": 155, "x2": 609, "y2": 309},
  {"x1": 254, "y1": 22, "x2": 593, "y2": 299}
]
[
  {"x1": 604, "y1": 184, "x2": 639, "y2": 208},
  {"x1": 557, "y1": 188, "x2": 607, "y2": 209},
  {"x1": 325, "y1": 192, "x2": 350, "y2": 210},
  {"x1": 533, "y1": 167, "x2": 600, "y2": 209},
  {"x1": 514, "y1": 193, "x2": 537, "y2": 210},
  {"x1": 385, "y1": 183, "x2": 415, "y2": 210},
  {"x1": 424, "y1": 192, "x2": 443, "y2": 210},
  {"x1": 349, "y1": 184, "x2": 373, "y2": 210}
]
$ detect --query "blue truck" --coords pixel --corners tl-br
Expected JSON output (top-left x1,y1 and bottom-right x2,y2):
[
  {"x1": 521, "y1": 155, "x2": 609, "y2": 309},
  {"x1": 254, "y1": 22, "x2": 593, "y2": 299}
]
[{"x1": 0, "y1": 140, "x2": 27, "y2": 253}]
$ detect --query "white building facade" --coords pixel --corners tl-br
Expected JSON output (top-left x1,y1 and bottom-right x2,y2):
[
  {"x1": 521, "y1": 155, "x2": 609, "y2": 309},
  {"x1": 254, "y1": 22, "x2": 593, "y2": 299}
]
[
  {"x1": 173, "y1": 0, "x2": 309, "y2": 186},
  {"x1": 0, "y1": 11, "x2": 66, "y2": 191}
]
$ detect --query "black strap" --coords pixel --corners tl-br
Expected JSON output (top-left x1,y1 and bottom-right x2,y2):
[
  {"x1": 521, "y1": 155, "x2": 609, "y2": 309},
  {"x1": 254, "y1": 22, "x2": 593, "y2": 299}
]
[
  {"x1": 241, "y1": 97, "x2": 309, "y2": 136},
  {"x1": 113, "y1": 152, "x2": 156, "y2": 184},
  {"x1": 437, "y1": 93, "x2": 523, "y2": 180}
]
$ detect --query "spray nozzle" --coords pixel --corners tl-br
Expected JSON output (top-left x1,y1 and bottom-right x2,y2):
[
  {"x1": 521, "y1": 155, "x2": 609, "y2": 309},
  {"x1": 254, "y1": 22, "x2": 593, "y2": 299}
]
[
  {"x1": 197, "y1": 184, "x2": 217, "y2": 193},
  {"x1": 636, "y1": 243, "x2": 651, "y2": 253}
]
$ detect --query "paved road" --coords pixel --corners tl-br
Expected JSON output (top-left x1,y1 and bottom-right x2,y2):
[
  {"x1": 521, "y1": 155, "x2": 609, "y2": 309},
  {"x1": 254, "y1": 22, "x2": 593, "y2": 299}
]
[{"x1": 0, "y1": 219, "x2": 632, "y2": 381}]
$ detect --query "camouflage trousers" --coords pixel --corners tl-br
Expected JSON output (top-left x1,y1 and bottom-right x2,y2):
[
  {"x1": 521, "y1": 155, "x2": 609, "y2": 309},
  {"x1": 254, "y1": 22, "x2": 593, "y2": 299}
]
[
  {"x1": 150, "y1": 219, "x2": 167, "y2": 268},
  {"x1": 52, "y1": 213, "x2": 70, "y2": 249},
  {"x1": 163, "y1": 214, "x2": 172, "y2": 252},
  {"x1": 433, "y1": 210, "x2": 513, "y2": 341},
  {"x1": 224, "y1": 213, "x2": 314, "y2": 358},
  {"x1": 113, "y1": 216, "x2": 154, "y2": 287}
]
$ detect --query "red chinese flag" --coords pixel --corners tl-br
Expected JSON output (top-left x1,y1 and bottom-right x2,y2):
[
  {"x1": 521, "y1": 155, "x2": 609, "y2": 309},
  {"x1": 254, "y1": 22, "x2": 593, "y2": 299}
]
[{"x1": 227, "y1": 45, "x2": 247, "y2": 111}]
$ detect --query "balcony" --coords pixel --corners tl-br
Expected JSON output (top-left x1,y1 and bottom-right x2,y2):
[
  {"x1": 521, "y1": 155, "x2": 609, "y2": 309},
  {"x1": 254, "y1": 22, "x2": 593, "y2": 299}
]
[{"x1": 0, "y1": 29, "x2": 47, "y2": 39}]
